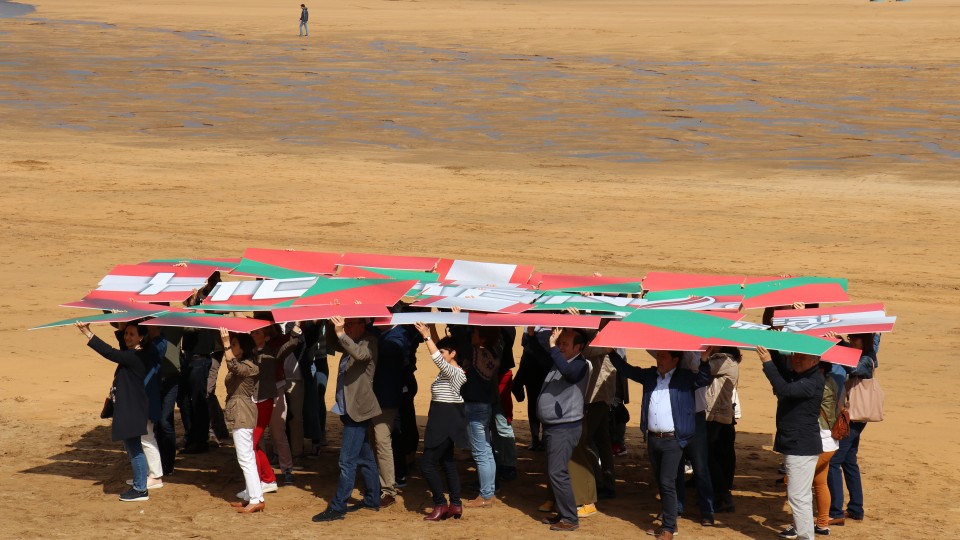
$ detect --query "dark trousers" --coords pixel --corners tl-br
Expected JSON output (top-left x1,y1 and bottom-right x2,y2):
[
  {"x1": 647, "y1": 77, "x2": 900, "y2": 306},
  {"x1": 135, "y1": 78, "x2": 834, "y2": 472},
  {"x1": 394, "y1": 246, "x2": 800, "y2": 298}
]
[
  {"x1": 524, "y1": 381, "x2": 543, "y2": 445},
  {"x1": 545, "y1": 424, "x2": 582, "y2": 524},
  {"x1": 393, "y1": 381, "x2": 418, "y2": 481},
  {"x1": 828, "y1": 421, "x2": 867, "y2": 519},
  {"x1": 648, "y1": 435, "x2": 684, "y2": 533},
  {"x1": 330, "y1": 415, "x2": 380, "y2": 513},
  {"x1": 180, "y1": 355, "x2": 211, "y2": 448},
  {"x1": 676, "y1": 412, "x2": 714, "y2": 517},
  {"x1": 207, "y1": 356, "x2": 229, "y2": 440},
  {"x1": 157, "y1": 376, "x2": 179, "y2": 474},
  {"x1": 706, "y1": 420, "x2": 736, "y2": 496},
  {"x1": 421, "y1": 438, "x2": 461, "y2": 506},
  {"x1": 584, "y1": 402, "x2": 616, "y2": 496}
]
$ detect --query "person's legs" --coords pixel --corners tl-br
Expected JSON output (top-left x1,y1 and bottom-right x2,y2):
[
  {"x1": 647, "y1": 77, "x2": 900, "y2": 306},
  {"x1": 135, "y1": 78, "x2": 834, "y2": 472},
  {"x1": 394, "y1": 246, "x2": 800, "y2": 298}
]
[
  {"x1": 177, "y1": 368, "x2": 192, "y2": 444},
  {"x1": 123, "y1": 437, "x2": 148, "y2": 492},
  {"x1": 525, "y1": 387, "x2": 542, "y2": 448},
  {"x1": 330, "y1": 416, "x2": 379, "y2": 512},
  {"x1": 421, "y1": 439, "x2": 451, "y2": 506},
  {"x1": 207, "y1": 355, "x2": 229, "y2": 441},
  {"x1": 315, "y1": 369, "x2": 328, "y2": 444},
  {"x1": 464, "y1": 402, "x2": 496, "y2": 499},
  {"x1": 843, "y1": 422, "x2": 866, "y2": 518},
  {"x1": 253, "y1": 400, "x2": 277, "y2": 484},
  {"x1": 269, "y1": 391, "x2": 294, "y2": 472},
  {"x1": 141, "y1": 421, "x2": 163, "y2": 480},
  {"x1": 686, "y1": 412, "x2": 714, "y2": 518},
  {"x1": 371, "y1": 407, "x2": 398, "y2": 497},
  {"x1": 491, "y1": 403, "x2": 517, "y2": 474},
  {"x1": 233, "y1": 428, "x2": 265, "y2": 503},
  {"x1": 157, "y1": 376, "x2": 178, "y2": 475},
  {"x1": 814, "y1": 450, "x2": 836, "y2": 528},
  {"x1": 286, "y1": 380, "x2": 306, "y2": 458},
  {"x1": 828, "y1": 432, "x2": 851, "y2": 519},
  {"x1": 440, "y1": 441, "x2": 461, "y2": 506},
  {"x1": 649, "y1": 436, "x2": 684, "y2": 533},
  {"x1": 186, "y1": 355, "x2": 211, "y2": 450},
  {"x1": 570, "y1": 438, "x2": 597, "y2": 506},
  {"x1": 708, "y1": 421, "x2": 737, "y2": 509},
  {"x1": 545, "y1": 425, "x2": 581, "y2": 525},
  {"x1": 784, "y1": 454, "x2": 818, "y2": 540},
  {"x1": 586, "y1": 402, "x2": 616, "y2": 497}
]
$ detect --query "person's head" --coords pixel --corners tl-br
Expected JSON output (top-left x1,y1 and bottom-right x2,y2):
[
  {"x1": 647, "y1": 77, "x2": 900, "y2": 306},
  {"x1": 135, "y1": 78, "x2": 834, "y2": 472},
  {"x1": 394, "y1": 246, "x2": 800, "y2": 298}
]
[
  {"x1": 301, "y1": 3, "x2": 305, "y2": 7},
  {"x1": 343, "y1": 318, "x2": 368, "y2": 341},
  {"x1": 655, "y1": 350, "x2": 683, "y2": 373},
  {"x1": 711, "y1": 346, "x2": 742, "y2": 363},
  {"x1": 436, "y1": 336, "x2": 459, "y2": 367},
  {"x1": 473, "y1": 326, "x2": 501, "y2": 350},
  {"x1": 557, "y1": 328, "x2": 586, "y2": 359},
  {"x1": 847, "y1": 333, "x2": 876, "y2": 356},
  {"x1": 250, "y1": 326, "x2": 268, "y2": 348},
  {"x1": 231, "y1": 332, "x2": 257, "y2": 359},
  {"x1": 123, "y1": 323, "x2": 146, "y2": 349},
  {"x1": 790, "y1": 352, "x2": 820, "y2": 374}
]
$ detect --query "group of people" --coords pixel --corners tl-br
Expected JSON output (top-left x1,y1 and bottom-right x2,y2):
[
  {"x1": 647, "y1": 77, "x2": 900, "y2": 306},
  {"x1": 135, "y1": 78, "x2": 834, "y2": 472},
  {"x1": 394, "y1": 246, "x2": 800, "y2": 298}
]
[{"x1": 74, "y1": 294, "x2": 880, "y2": 538}]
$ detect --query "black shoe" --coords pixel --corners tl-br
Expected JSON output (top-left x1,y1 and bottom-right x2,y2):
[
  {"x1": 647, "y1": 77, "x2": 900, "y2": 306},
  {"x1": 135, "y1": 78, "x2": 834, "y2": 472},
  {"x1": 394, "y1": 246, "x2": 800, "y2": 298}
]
[
  {"x1": 598, "y1": 490, "x2": 616, "y2": 500},
  {"x1": 527, "y1": 442, "x2": 544, "y2": 451},
  {"x1": 345, "y1": 501, "x2": 379, "y2": 513},
  {"x1": 312, "y1": 508, "x2": 346, "y2": 522},
  {"x1": 282, "y1": 470, "x2": 295, "y2": 485},
  {"x1": 778, "y1": 527, "x2": 798, "y2": 539},
  {"x1": 815, "y1": 526, "x2": 830, "y2": 535},
  {"x1": 499, "y1": 466, "x2": 518, "y2": 481},
  {"x1": 395, "y1": 476, "x2": 408, "y2": 488},
  {"x1": 700, "y1": 515, "x2": 715, "y2": 526},
  {"x1": 119, "y1": 488, "x2": 149, "y2": 502}
]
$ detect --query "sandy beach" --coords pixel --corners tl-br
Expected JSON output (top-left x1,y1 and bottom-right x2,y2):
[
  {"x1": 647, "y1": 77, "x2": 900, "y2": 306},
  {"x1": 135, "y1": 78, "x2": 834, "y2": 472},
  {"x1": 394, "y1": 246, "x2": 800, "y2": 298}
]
[{"x1": 1, "y1": 0, "x2": 959, "y2": 538}]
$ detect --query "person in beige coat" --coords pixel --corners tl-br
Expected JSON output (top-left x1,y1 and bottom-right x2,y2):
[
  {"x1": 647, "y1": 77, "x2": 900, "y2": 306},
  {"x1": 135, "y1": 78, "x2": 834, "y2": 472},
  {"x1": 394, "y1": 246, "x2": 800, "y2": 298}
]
[
  {"x1": 702, "y1": 346, "x2": 741, "y2": 513},
  {"x1": 312, "y1": 316, "x2": 382, "y2": 522},
  {"x1": 219, "y1": 327, "x2": 265, "y2": 514}
]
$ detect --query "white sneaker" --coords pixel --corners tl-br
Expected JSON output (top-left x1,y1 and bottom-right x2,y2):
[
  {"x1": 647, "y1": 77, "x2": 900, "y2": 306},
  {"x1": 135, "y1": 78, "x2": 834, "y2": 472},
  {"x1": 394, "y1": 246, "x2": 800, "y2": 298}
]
[{"x1": 261, "y1": 481, "x2": 278, "y2": 493}]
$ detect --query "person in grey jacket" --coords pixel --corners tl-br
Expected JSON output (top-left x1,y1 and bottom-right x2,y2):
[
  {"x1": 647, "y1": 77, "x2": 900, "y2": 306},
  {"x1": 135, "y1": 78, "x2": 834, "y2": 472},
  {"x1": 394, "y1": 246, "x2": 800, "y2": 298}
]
[
  {"x1": 299, "y1": 4, "x2": 309, "y2": 36},
  {"x1": 537, "y1": 327, "x2": 589, "y2": 532}
]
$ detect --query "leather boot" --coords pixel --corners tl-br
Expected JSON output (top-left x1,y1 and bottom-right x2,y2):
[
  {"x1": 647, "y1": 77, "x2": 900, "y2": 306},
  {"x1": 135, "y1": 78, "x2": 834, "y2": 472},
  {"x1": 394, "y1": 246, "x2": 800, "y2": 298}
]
[
  {"x1": 445, "y1": 504, "x2": 463, "y2": 520},
  {"x1": 424, "y1": 504, "x2": 448, "y2": 521}
]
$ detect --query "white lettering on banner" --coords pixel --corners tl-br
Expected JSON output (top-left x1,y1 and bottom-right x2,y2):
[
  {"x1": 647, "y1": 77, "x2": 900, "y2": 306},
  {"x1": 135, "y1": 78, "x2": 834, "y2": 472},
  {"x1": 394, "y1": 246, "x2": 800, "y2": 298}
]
[
  {"x1": 251, "y1": 278, "x2": 317, "y2": 300},
  {"x1": 139, "y1": 273, "x2": 175, "y2": 295},
  {"x1": 209, "y1": 281, "x2": 242, "y2": 302},
  {"x1": 208, "y1": 278, "x2": 318, "y2": 302},
  {"x1": 98, "y1": 274, "x2": 208, "y2": 295}
]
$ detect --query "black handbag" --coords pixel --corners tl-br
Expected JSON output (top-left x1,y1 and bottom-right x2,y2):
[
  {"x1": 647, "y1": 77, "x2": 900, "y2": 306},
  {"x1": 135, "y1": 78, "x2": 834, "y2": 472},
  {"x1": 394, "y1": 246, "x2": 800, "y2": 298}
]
[{"x1": 99, "y1": 386, "x2": 115, "y2": 419}]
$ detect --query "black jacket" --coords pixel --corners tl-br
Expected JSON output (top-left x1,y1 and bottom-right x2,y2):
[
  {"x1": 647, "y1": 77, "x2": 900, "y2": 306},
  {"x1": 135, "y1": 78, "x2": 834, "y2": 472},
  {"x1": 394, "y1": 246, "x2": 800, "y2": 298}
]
[
  {"x1": 89, "y1": 336, "x2": 157, "y2": 441},
  {"x1": 763, "y1": 360, "x2": 825, "y2": 456}
]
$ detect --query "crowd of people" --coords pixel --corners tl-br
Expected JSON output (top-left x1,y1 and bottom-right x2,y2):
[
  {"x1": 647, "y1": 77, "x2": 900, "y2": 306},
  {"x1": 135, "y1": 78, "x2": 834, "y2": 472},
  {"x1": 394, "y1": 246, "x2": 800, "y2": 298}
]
[{"x1": 73, "y1": 290, "x2": 881, "y2": 539}]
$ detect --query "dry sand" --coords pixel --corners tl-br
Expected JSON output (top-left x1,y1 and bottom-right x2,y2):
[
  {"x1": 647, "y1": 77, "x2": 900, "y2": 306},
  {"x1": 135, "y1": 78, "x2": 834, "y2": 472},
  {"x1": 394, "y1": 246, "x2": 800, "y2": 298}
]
[{"x1": 1, "y1": 0, "x2": 959, "y2": 538}]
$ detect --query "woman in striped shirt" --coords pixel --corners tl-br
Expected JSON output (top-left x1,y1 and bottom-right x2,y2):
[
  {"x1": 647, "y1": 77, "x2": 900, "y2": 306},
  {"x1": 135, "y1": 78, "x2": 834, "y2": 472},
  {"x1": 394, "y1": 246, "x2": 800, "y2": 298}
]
[{"x1": 414, "y1": 321, "x2": 468, "y2": 522}]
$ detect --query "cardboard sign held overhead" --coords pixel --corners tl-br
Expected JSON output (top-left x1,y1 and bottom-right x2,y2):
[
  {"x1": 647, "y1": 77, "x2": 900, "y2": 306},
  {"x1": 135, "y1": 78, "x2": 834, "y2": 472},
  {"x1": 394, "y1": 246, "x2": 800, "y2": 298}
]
[
  {"x1": 772, "y1": 303, "x2": 895, "y2": 335},
  {"x1": 85, "y1": 263, "x2": 219, "y2": 304}
]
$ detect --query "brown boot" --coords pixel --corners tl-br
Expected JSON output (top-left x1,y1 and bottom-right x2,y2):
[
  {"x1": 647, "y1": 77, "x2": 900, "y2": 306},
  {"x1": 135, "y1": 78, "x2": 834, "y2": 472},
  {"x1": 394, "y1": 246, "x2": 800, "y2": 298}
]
[
  {"x1": 424, "y1": 504, "x2": 448, "y2": 521},
  {"x1": 464, "y1": 495, "x2": 497, "y2": 508}
]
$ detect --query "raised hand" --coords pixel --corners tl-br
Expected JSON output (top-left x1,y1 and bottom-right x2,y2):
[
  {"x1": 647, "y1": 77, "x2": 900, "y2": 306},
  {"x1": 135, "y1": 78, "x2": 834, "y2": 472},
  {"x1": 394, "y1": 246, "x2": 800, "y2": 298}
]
[
  {"x1": 755, "y1": 345, "x2": 772, "y2": 363},
  {"x1": 549, "y1": 327, "x2": 562, "y2": 348},
  {"x1": 219, "y1": 327, "x2": 231, "y2": 348}
]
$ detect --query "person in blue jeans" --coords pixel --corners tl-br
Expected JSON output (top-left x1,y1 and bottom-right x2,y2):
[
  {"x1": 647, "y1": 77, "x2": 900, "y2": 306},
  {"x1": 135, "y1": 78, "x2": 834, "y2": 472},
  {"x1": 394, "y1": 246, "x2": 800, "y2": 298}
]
[
  {"x1": 457, "y1": 326, "x2": 502, "y2": 508},
  {"x1": 299, "y1": 4, "x2": 309, "y2": 36},
  {"x1": 827, "y1": 333, "x2": 879, "y2": 524},
  {"x1": 312, "y1": 317, "x2": 382, "y2": 522},
  {"x1": 76, "y1": 321, "x2": 158, "y2": 502}
]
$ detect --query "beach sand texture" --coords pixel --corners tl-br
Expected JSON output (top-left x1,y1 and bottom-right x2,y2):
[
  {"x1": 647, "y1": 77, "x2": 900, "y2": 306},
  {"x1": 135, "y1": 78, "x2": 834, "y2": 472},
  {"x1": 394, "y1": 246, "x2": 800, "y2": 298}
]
[{"x1": 1, "y1": 0, "x2": 959, "y2": 538}]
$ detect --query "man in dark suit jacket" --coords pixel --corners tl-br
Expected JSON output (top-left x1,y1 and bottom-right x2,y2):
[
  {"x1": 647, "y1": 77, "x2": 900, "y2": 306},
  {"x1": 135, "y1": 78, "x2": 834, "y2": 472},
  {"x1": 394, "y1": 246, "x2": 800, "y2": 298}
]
[
  {"x1": 757, "y1": 346, "x2": 825, "y2": 540},
  {"x1": 609, "y1": 350, "x2": 712, "y2": 540}
]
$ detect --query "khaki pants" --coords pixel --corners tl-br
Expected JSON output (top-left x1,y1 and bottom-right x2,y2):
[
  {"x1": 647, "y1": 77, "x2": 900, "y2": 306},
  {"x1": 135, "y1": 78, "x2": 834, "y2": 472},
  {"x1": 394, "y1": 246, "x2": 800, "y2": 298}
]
[
  {"x1": 370, "y1": 408, "x2": 398, "y2": 496},
  {"x1": 814, "y1": 450, "x2": 836, "y2": 527}
]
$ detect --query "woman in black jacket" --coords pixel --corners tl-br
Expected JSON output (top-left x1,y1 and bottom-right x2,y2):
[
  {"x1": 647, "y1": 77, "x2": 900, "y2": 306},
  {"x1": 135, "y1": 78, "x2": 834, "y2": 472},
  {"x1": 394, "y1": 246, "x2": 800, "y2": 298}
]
[{"x1": 76, "y1": 321, "x2": 158, "y2": 502}]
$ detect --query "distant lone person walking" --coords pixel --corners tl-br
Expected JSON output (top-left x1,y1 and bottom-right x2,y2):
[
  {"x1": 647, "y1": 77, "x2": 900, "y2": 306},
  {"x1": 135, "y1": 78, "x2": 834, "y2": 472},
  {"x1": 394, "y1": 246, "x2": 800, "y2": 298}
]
[{"x1": 299, "y1": 4, "x2": 309, "y2": 37}]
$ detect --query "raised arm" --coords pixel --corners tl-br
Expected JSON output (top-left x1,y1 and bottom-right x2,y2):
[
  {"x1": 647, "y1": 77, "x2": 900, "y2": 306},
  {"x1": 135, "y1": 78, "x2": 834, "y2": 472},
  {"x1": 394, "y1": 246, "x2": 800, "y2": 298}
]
[
  {"x1": 547, "y1": 327, "x2": 588, "y2": 383},
  {"x1": 757, "y1": 346, "x2": 824, "y2": 398},
  {"x1": 607, "y1": 348, "x2": 645, "y2": 382}
]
